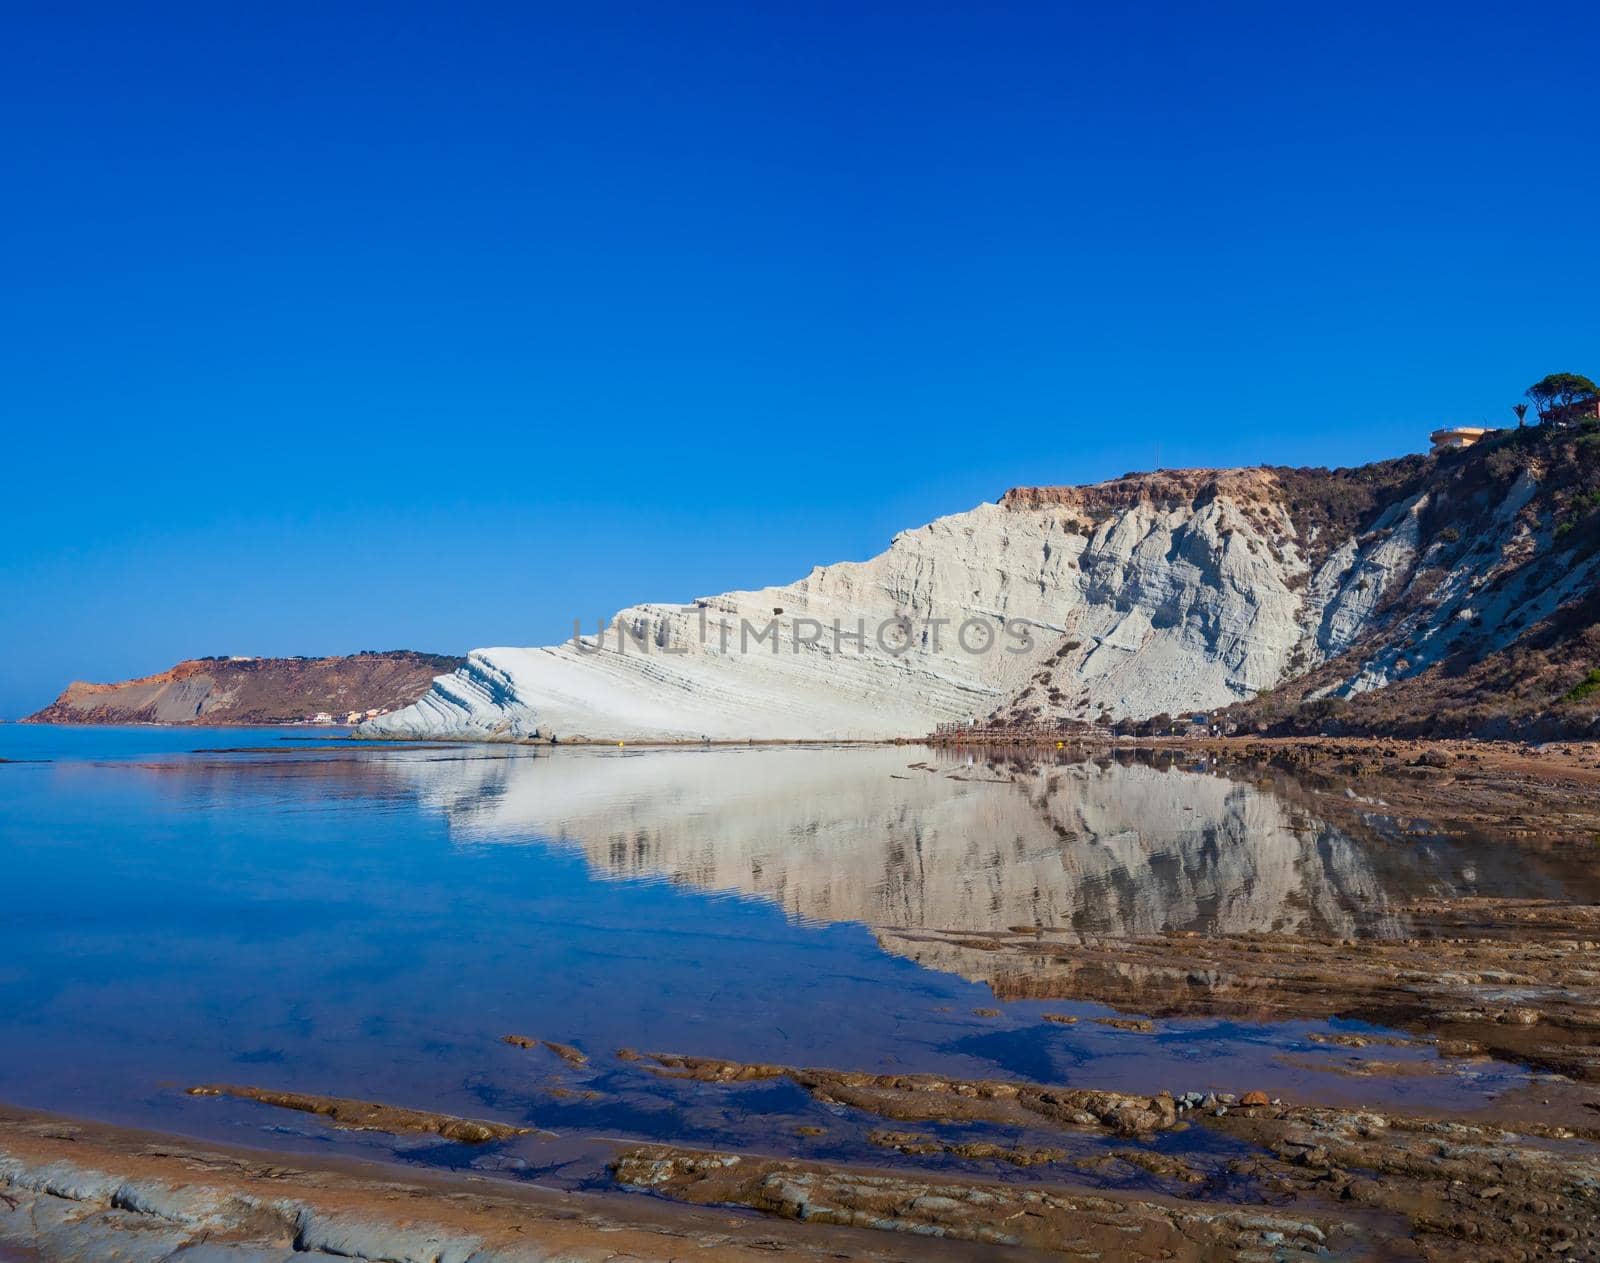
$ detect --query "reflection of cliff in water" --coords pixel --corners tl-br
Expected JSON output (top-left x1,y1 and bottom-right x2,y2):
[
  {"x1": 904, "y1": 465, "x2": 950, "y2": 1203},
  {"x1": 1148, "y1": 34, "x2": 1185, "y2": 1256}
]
[{"x1": 377, "y1": 745, "x2": 1548, "y2": 941}]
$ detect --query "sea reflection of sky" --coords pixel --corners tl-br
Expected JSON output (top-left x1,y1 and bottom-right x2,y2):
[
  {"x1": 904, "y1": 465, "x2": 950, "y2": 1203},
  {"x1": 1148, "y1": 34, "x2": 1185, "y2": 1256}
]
[{"x1": 0, "y1": 728, "x2": 1588, "y2": 1185}]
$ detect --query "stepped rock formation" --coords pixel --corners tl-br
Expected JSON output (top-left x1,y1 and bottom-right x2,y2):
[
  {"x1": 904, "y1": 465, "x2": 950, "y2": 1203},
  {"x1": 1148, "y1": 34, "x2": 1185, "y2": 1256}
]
[
  {"x1": 365, "y1": 426, "x2": 1600, "y2": 742},
  {"x1": 25, "y1": 651, "x2": 462, "y2": 725}
]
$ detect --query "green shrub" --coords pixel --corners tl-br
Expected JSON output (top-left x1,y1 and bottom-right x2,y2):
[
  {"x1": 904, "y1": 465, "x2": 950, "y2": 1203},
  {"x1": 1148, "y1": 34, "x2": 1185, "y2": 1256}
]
[
  {"x1": 1563, "y1": 668, "x2": 1600, "y2": 704},
  {"x1": 1485, "y1": 449, "x2": 1523, "y2": 481}
]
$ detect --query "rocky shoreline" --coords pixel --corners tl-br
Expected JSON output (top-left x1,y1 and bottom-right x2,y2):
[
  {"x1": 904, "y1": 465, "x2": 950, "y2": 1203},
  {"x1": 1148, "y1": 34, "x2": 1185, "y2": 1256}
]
[
  {"x1": 9, "y1": 888, "x2": 1600, "y2": 1262},
  {"x1": 619, "y1": 1048, "x2": 1600, "y2": 1254},
  {"x1": 926, "y1": 735, "x2": 1600, "y2": 840},
  {"x1": 8, "y1": 1023, "x2": 1599, "y2": 1261},
  {"x1": 0, "y1": 1105, "x2": 989, "y2": 1263}
]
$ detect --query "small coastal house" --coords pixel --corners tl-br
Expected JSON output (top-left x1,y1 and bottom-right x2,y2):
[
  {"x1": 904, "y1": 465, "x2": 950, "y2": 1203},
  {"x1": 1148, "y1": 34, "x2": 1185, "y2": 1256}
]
[
  {"x1": 1429, "y1": 426, "x2": 1495, "y2": 453},
  {"x1": 1549, "y1": 398, "x2": 1600, "y2": 427}
]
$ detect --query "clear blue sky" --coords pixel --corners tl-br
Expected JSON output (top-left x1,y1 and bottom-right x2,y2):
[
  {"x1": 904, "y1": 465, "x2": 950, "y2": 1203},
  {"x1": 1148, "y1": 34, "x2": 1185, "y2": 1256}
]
[{"x1": 3, "y1": 1, "x2": 1597, "y2": 716}]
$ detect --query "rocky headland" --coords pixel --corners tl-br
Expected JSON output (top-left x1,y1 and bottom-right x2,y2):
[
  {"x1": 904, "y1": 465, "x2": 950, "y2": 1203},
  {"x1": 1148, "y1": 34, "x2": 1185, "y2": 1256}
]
[{"x1": 23, "y1": 650, "x2": 462, "y2": 726}]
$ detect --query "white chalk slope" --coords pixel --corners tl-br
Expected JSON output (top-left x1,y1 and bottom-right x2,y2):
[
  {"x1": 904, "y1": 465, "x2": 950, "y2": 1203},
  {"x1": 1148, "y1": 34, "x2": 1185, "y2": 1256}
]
[{"x1": 361, "y1": 463, "x2": 1588, "y2": 741}]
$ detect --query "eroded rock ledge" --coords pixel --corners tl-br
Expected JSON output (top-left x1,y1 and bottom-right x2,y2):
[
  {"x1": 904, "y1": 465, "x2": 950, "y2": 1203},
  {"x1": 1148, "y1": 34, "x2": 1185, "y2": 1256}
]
[
  {"x1": 639, "y1": 1051, "x2": 1186, "y2": 1136},
  {"x1": 614, "y1": 1144, "x2": 1363, "y2": 1260},
  {"x1": 185, "y1": 1084, "x2": 537, "y2": 1143},
  {"x1": 0, "y1": 1106, "x2": 976, "y2": 1263},
  {"x1": 622, "y1": 1051, "x2": 1600, "y2": 1261}
]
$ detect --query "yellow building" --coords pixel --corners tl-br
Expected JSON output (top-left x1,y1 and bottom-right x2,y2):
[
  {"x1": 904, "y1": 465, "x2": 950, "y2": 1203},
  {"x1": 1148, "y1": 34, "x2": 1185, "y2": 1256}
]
[{"x1": 1429, "y1": 426, "x2": 1495, "y2": 453}]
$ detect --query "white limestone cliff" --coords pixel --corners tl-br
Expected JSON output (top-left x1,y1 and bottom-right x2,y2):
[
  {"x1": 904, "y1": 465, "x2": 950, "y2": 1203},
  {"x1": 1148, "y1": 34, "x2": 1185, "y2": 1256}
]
[
  {"x1": 365, "y1": 469, "x2": 1301, "y2": 740},
  {"x1": 361, "y1": 460, "x2": 1593, "y2": 742}
]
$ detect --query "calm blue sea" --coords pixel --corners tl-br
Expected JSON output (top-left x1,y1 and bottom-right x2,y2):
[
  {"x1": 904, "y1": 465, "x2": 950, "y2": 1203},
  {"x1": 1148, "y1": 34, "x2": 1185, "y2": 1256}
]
[{"x1": 0, "y1": 725, "x2": 1585, "y2": 1186}]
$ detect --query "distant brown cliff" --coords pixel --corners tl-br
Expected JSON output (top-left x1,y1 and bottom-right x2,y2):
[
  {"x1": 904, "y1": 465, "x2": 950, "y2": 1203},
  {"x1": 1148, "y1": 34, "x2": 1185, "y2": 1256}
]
[{"x1": 23, "y1": 651, "x2": 463, "y2": 726}]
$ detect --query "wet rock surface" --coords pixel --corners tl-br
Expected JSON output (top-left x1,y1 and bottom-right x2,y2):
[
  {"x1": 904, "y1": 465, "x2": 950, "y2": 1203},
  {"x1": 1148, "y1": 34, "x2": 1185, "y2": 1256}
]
[
  {"x1": 612, "y1": 1144, "x2": 1372, "y2": 1260},
  {"x1": 879, "y1": 906, "x2": 1600, "y2": 1081},
  {"x1": 185, "y1": 1085, "x2": 536, "y2": 1143},
  {"x1": 640, "y1": 1052, "x2": 1186, "y2": 1137},
  {"x1": 929, "y1": 737, "x2": 1600, "y2": 844},
  {"x1": 500, "y1": 1033, "x2": 589, "y2": 1066},
  {"x1": 22, "y1": 1026, "x2": 1600, "y2": 1260},
  {"x1": 617, "y1": 1051, "x2": 1600, "y2": 1260},
  {"x1": 1207, "y1": 1101, "x2": 1600, "y2": 1260},
  {"x1": 0, "y1": 1107, "x2": 976, "y2": 1263},
  {"x1": 1169, "y1": 737, "x2": 1600, "y2": 843}
]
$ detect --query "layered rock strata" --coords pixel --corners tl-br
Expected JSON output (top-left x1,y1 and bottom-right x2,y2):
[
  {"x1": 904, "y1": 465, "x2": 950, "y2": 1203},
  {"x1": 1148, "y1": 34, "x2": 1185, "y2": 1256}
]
[{"x1": 365, "y1": 431, "x2": 1600, "y2": 741}]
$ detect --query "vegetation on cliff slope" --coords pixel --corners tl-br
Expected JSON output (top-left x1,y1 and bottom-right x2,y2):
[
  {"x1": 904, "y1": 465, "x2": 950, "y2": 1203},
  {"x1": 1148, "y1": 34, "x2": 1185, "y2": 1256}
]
[{"x1": 1226, "y1": 419, "x2": 1600, "y2": 741}]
